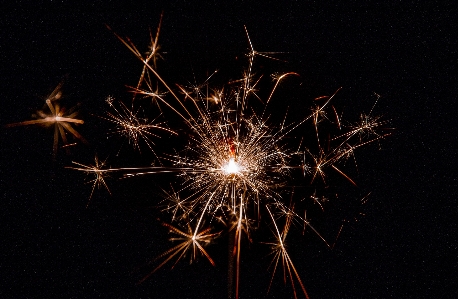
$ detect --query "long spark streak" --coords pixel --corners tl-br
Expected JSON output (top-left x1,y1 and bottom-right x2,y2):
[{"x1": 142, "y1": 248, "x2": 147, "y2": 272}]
[{"x1": 266, "y1": 205, "x2": 310, "y2": 299}]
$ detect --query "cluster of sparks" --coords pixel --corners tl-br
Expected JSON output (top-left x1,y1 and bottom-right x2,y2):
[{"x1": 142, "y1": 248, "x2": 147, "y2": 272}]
[
  {"x1": 6, "y1": 15, "x2": 391, "y2": 299},
  {"x1": 101, "y1": 96, "x2": 175, "y2": 155}
]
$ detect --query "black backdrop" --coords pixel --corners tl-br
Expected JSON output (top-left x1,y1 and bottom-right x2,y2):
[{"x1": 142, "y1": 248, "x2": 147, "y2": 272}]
[{"x1": 1, "y1": 1, "x2": 456, "y2": 298}]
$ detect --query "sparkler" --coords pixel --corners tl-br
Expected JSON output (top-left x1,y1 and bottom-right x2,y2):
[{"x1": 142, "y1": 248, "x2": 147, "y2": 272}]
[{"x1": 68, "y1": 17, "x2": 391, "y2": 298}]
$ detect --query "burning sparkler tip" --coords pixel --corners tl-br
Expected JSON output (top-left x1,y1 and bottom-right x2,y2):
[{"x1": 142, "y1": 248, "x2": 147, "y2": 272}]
[{"x1": 222, "y1": 158, "x2": 242, "y2": 175}]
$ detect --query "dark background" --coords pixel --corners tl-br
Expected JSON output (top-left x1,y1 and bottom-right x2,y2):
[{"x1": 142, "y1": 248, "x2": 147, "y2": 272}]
[{"x1": 1, "y1": 1, "x2": 456, "y2": 298}]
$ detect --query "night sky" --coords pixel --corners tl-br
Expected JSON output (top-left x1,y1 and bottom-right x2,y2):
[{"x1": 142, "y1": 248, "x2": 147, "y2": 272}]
[{"x1": 1, "y1": 1, "x2": 456, "y2": 298}]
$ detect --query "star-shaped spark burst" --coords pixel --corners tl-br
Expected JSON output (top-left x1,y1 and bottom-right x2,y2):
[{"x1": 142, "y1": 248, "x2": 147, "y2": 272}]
[
  {"x1": 106, "y1": 12, "x2": 166, "y2": 103},
  {"x1": 100, "y1": 96, "x2": 176, "y2": 156},
  {"x1": 138, "y1": 220, "x2": 220, "y2": 285},
  {"x1": 67, "y1": 155, "x2": 112, "y2": 207},
  {"x1": 5, "y1": 82, "x2": 86, "y2": 157}
]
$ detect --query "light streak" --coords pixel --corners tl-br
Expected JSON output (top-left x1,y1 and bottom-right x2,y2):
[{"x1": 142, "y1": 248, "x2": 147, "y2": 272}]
[{"x1": 265, "y1": 205, "x2": 310, "y2": 299}]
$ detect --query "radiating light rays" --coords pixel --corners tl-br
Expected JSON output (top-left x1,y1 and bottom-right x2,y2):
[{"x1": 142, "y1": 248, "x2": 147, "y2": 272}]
[
  {"x1": 101, "y1": 96, "x2": 176, "y2": 156},
  {"x1": 138, "y1": 221, "x2": 220, "y2": 285},
  {"x1": 91, "y1": 17, "x2": 391, "y2": 298},
  {"x1": 0, "y1": 12, "x2": 394, "y2": 298},
  {"x1": 331, "y1": 93, "x2": 392, "y2": 147},
  {"x1": 106, "y1": 12, "x2": 165, "y2": 103},
  {"x1": 143, "y1": 12, "x2": 165, "y2": 71},
  {"x1": 67, "y1": 155, "x2": 111, "y2": 207},
  {"x1": 160, "y1": 185, "x2": 191, "y2": 222},
  {"x1": 265, "y1": 205, "x2": 310, "y2": 299},
  {"x1": 5, "y1": 82, "x2": 86, "y2": 156},
  {"x1": 164, "y1": 129, "x2": 290, "y2": 234},
  {"x1": 119, "y1": 84, "x2": 297, "y2": 224},
  {"x1": 300, "y1": 90, "x2": 393, "y2": 187}
]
